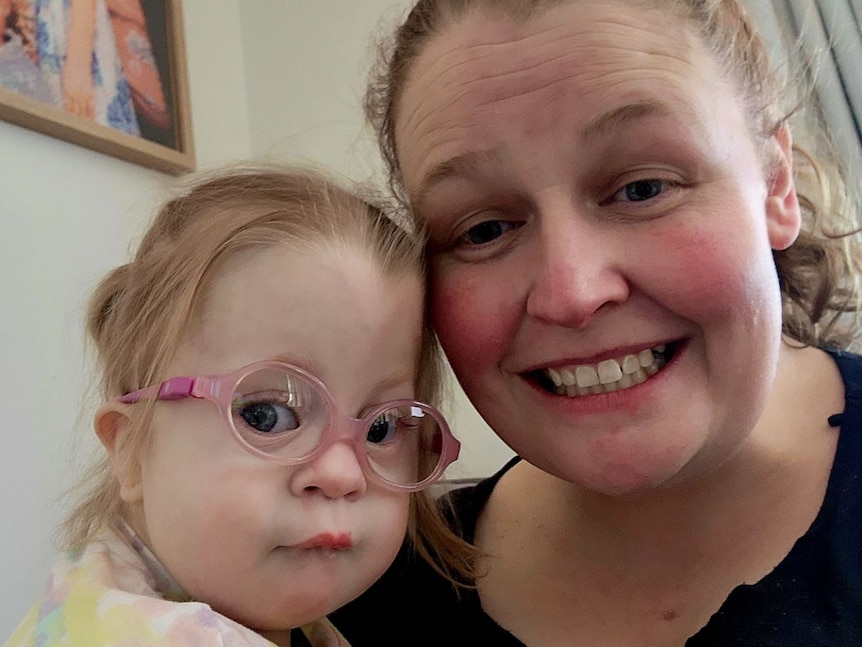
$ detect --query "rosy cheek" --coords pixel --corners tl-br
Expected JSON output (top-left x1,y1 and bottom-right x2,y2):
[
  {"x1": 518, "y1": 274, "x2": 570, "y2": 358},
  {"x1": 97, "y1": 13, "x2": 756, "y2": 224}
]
[
  {"x1": 430, "y1": 271, "x2": 507, "y2": 377},
  {"x1": 651, "y1": 226, "x2": 769, "y2": 320}
]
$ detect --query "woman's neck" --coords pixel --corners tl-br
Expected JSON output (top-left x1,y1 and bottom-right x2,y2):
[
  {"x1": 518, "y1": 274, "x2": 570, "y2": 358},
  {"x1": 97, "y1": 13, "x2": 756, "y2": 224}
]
[{"x1": 473, "y1": 345, "x2": 843, "y2": 645}]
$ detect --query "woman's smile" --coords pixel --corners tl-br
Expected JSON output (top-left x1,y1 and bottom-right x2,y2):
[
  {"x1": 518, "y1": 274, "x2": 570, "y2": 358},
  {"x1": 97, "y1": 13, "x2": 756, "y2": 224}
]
[{"x1": 534, "y1": 341, "x2": 681, "y2": 397}]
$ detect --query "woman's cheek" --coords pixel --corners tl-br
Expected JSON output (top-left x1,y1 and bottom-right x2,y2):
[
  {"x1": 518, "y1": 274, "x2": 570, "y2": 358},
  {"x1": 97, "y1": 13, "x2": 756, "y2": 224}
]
[
  {"x1": 650, "y1": 223, "x2": 771, "y2": 323},
  {"x1": 430, "y1": 269, "x2": 510, "y2": 376}
]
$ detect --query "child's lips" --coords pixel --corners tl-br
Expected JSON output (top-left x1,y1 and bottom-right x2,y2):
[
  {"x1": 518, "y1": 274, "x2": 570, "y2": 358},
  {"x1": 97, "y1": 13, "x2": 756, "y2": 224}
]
[{"x1": 294, "y1": 532, "x2": 352, "y2": 550}]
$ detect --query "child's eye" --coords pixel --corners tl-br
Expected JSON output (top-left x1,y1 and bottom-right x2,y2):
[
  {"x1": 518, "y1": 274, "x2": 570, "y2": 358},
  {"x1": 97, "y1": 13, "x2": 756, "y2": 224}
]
[
  {"x1": 237, "y1": 401, "x2": 299, "y2": 434},
  {"x1": 366, "y1": 409, "x2": 419, "y2": 445},
  {"x1": 611, "y1": 179, "x2": 667, "y2": 203},
  {"x1": 366, "y1": 413, "x2": 398, "y2": 445}
]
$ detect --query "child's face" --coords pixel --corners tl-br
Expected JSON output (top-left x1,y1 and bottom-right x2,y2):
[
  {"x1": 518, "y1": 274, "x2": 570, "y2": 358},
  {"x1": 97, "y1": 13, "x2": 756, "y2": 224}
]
[{"x1": 132, "y1": 242, "x2": 422, "y2": 635}]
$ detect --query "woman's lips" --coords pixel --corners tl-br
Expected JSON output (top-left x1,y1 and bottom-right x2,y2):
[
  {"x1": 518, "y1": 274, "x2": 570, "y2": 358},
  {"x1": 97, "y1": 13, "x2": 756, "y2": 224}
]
[{"x1": 294, "y1": 532, "x2": 353, "y2": 550}]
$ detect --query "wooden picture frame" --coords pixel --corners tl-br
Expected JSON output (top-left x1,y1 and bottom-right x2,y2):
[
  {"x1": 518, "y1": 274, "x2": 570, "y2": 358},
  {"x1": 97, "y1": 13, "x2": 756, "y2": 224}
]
[{"x1": 0, "y1": 0, "x2": 194, "y2": 175}]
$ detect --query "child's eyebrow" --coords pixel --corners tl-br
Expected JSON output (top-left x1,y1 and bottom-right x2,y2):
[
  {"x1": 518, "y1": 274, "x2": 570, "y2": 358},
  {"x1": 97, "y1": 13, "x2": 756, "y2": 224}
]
[
  {"x1": 265, "y1": 353, "x2": 416, "y2": 398},
  {"x1": 371, "y1": 369, "x2": 418, "y2": 397}
]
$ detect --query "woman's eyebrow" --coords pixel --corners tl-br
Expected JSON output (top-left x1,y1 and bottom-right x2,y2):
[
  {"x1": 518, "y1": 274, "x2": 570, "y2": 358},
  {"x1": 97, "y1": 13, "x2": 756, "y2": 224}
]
[
  {"x1": 411, "y1": 101, "x2": 674, "y2": 210},
  {"x1": 411, "y1": 149, "x2": 500, "y2": 214},
  {"x1": 582, "y1": 100, "x2": 674, "y2": 141}
]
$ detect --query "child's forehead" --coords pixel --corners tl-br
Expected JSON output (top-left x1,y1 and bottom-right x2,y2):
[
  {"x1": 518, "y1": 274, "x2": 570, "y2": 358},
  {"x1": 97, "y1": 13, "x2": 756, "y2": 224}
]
[
  {"x1": 207, "y1": 238, "x2": 415, "y2": 289},
  {"x1": 174, "y1": 241, "x2": 424, "y2": 376}
]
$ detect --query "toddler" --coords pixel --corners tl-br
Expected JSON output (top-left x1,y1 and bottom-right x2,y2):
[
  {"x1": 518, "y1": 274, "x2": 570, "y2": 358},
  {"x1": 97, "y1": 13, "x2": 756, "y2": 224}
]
[{"x1": 4, "y1": 166, "x2": 471, "y2": 647}]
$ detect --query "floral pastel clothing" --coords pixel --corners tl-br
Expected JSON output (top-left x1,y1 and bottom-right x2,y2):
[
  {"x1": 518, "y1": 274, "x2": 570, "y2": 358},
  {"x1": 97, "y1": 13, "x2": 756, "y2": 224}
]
[{"x1": 4, "y1": 523, "x2": 350, "y2": 647}]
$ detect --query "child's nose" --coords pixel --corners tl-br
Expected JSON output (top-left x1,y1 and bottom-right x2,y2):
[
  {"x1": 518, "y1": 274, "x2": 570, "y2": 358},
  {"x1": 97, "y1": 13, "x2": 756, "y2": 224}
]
[{"x1": 289, "y1": 438, "x2": 367, "y2": 500}]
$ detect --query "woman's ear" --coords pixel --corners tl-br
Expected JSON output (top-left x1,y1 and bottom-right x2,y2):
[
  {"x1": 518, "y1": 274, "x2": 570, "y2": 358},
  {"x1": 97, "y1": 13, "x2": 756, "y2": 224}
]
[
  {"x1": 765, "y1": 122, "x2": 802, "y2": 251},
  {"x1": 94, "y1": 403, "x2": 144, "y2": 504}
]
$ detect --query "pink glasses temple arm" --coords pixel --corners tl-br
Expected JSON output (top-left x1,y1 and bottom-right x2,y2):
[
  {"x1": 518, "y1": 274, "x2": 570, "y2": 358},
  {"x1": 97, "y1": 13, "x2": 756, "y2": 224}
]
[{"x1": 118, "y1": 377, "x2": 199, "y2": 404}]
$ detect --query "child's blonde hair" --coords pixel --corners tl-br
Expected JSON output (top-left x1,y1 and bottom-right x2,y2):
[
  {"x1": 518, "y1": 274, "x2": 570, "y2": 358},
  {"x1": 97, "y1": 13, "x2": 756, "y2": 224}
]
[{"x1": 64, "y1": 164, "x2": 474, "y2": 583}]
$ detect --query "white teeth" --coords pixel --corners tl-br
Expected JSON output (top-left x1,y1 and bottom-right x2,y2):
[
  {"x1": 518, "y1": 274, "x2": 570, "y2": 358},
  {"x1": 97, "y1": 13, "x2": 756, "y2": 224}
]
[
  {"x1": 575, "y1": 365, "x2": 599, "y2": 388},
  {"x1": 544, "y1": 344, "x2": 670, "y2": 398},
  {"x1": 622, "y1": 355, "x2": 640, "y2": 375},
  {"x1": 638, "y1": 349, "x2": 655, "y2": 368},
  {"x1": 597, "y1": 360, "x2": 622, "y2": 384}
]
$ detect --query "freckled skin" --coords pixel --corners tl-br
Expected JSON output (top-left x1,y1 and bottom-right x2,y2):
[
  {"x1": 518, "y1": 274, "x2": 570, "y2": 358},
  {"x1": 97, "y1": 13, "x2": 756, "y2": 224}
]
[{"x1": 397, "y1": 2, "x2": 799, "y2": 494}]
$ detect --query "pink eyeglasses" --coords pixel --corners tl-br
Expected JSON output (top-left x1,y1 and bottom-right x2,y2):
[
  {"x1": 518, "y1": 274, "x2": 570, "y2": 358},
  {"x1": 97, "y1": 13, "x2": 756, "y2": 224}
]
[{"x1": 119, "y1": 360, "x2": 460, "y2": 492}]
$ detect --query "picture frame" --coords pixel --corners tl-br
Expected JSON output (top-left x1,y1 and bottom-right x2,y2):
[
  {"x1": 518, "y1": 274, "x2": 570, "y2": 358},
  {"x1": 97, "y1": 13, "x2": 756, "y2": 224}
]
[{"x1": 0, "y1": 0, "x2": 194, "y2": 175}]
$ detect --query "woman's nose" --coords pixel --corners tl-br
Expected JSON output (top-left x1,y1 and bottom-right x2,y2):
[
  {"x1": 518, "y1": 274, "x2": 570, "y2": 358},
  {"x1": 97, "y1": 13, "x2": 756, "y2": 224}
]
[
  {"x1": 289, "y1": 436, "x2": 367, "y2": 500},
  {"x1": 525, "y1": 206, "x2": 629, "y2": 328}
]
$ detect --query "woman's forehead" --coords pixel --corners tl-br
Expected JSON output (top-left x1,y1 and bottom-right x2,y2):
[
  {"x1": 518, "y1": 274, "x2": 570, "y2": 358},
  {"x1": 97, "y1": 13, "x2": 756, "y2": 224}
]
[
  {"x1": 394, "y1": 1, "x2": 724, "y2": 197},
  {"x1": 397, "y1": 0, "x2": 700, "y2": 104}
]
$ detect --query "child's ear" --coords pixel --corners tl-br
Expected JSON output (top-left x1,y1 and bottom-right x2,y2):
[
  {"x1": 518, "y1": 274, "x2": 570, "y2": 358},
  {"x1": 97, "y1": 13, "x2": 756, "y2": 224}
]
[
  {"x1": 765, "y1": 122, "x2": 802, "y2": 251},
  {"x1": 94, "y1": 403, "x2": 144, "y2": 504}
]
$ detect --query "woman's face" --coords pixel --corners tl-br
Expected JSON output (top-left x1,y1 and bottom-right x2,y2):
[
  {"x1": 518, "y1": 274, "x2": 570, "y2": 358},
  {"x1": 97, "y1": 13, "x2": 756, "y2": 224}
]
[{"x1": 394, "y1": 1, "x2": 800, "y2": 494}]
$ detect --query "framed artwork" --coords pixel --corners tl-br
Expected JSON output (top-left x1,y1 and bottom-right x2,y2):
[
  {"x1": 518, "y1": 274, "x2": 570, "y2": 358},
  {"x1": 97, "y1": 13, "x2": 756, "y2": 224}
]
[{"x1": 0, "y1": 0, "x2": 194, "y2": 174}]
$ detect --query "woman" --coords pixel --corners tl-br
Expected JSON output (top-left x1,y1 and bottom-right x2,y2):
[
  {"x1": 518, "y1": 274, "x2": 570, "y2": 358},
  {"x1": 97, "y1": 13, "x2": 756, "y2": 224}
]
[{"x1": 333, "y1": 0, "x2": 862, "y2": 644}]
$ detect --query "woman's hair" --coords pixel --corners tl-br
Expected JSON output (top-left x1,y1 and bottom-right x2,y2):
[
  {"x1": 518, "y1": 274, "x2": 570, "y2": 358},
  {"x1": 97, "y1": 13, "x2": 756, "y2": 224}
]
[
  {"x1": 365, "y1": 0, "x2": 862, "y2": 349},
  {"x1": 64, "y1": 164, "x2": 475, "y2": 584}
]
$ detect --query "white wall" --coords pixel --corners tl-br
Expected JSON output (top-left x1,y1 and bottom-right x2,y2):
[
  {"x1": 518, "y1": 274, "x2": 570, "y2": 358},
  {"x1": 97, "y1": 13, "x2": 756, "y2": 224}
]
[
  {"x1": 0, "y1": 1, "x2": 511, "y2": 637},
  {"x1": 239, "y1": 0, "x2": 397, "y2": 181},
  {"x1": 0, "y1": 128, "x2": 165, "y2": 635}
]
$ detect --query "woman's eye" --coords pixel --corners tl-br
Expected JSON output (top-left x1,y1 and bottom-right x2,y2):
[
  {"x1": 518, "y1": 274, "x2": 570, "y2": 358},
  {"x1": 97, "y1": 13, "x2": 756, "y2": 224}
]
[
  {"x1": 612, "y1": 179, "x2": 666, "y2": 202},
  {"x1": 460, "y1": 219, "x2": 517, "y2": 246},
  {"x1": 238, "y1": 401, "x2": 299, "y2": 434}
]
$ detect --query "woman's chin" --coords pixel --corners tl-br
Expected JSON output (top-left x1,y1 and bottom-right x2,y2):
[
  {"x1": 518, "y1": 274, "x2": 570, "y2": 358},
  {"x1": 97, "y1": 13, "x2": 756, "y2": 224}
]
[{"x1": 520, "y1": 434, "x2": 706, "y2": 498}]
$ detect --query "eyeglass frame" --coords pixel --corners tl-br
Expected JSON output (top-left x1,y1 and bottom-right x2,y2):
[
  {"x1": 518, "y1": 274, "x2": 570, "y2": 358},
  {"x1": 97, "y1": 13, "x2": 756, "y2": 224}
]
[{"x1": 117, "y1": 359, "x2": 460, "y2": 493}]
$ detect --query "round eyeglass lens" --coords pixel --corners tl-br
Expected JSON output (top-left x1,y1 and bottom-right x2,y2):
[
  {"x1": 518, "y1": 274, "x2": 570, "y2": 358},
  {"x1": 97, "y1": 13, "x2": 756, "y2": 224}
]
[
  {"x1": 365, "y1": 404, "x2": 444, "y2": 486},
  {"x1": 230, "y1": 366, "x2": 328, "y2": 458}
]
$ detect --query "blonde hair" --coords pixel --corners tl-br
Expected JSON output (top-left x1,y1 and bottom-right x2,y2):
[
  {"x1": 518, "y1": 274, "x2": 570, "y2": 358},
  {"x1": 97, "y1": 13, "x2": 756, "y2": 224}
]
[
  {"x1": 64, "y1": 164, "x2": 475, "y2": 584},
  {"x1": 366, "y1": 0, "x2": 862, "y2": 348}
]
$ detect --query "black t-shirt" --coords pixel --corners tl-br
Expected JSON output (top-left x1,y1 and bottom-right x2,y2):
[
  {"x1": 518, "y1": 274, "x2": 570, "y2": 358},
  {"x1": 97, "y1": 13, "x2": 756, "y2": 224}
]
[{"x1": 332, "y1": 349, "x2": 862, "y2": 646}]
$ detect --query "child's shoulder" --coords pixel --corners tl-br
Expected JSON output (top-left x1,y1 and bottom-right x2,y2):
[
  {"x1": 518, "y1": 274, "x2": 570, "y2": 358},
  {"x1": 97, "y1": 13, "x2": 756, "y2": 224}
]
[{"x1": 4, "y1": 527, "x2": 276, "y2": 647}]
